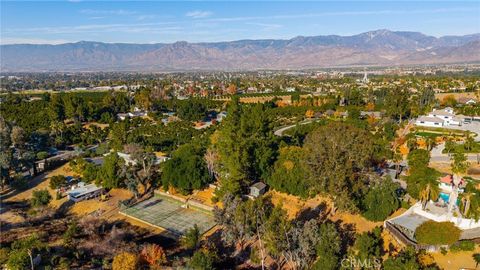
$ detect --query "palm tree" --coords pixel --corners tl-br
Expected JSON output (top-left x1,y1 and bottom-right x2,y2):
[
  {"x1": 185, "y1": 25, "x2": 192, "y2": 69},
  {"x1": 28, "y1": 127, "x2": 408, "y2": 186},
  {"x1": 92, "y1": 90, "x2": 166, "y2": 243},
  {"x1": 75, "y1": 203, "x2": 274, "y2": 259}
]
[
  {"x1": 419, "y1": 178, "x2": 440, "y2": 210},
  {"x1": 451, "y1": 151, "x2": 469, "y2": 186},
  {"x1": 392, "y1": 150, "x2": 403, "y2": 178},
  {"x1": 425, "y1": 136, "x2": 436, "y2": 151},
  {"x1": 473, "y1": 253, "x2": 480, "y2": 268},
  {"x1": 464, "y1": 131, "x2": 475, "y2": 152}
]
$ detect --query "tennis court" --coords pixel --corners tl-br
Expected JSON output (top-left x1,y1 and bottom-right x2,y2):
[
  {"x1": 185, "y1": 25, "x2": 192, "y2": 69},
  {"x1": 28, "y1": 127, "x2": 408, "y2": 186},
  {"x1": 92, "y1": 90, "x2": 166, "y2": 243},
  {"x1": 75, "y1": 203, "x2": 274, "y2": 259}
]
[{"x1": 120, "y1": 195, "x2": 216, "y2": 236}]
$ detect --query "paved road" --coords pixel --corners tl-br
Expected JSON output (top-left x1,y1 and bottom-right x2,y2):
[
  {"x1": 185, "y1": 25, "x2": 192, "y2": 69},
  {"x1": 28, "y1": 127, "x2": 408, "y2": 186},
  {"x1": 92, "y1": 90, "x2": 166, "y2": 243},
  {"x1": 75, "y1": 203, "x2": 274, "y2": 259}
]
[
  {"x1": 274, "y1": 119, "x2": 317, "y2": 136},
  {"x1": 430, "y1": 142, "x2": 480, "y2": 163}
]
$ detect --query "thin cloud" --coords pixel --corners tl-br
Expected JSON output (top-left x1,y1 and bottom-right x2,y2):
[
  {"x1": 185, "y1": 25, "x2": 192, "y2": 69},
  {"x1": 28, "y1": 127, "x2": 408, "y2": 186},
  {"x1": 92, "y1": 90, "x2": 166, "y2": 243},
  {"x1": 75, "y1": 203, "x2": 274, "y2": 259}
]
[
  {"x1": 79, "y1": 9, "x2": 137, "y2": 16},
  {"x1": 201, "y1": 7, "x2": 473, "y2": 23},
  {"x1": 246, "y1": 22, "x2": 282, "y2": 31},
  {"x1": 186, "y1": 10, "x2": 213, "y2": 19},
  {"x1": 1, "y1": 37, "x2": 71, "y2": 45}
]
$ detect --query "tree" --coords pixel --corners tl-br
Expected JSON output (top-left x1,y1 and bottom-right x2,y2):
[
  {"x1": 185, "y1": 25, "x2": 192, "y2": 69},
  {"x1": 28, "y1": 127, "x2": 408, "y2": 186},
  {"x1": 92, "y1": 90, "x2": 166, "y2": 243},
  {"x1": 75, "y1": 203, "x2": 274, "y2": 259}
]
[
  {"x1": 177, "y1": 99, "x2": 208, "y2": 121},
  {"x1": 189, "y1": 249, "x2": 215, "y2": 270},
  {"x1": 121, "y1": 148, "x2": 159, "y2": 196},
  {"x1": 31, "y1": 189, "x2": 52, "y2": 208},
  {"x1": 354, "y1": 227, "x2": 383, "y2": 262},
  {"x1": 263, "y1": 205, "x2": 291, "y2": 260},
  {"x1": 383, "y1": 247, "x2": 422, "y2": 270},
  {"x1": 98, "y1": 152, "x2": 124, "y2": 189},
  {"x1": 473, "y1": 253, "x2": 480, "y2": 268},
  {"x1": 8, "y1": 234, "x2": 46, "y2": 270},
  {"x1": 451, "y1": 151, "x2": 469, "y2": 180},
  {"x1": 362, "y1": 179, "x2": 400, "y2": 221},
  {"x1": 212, "y1": 101, "x2": 276, "y2": 198},
  {"x1": 140, "y1": 244, "x2": 167, "y2": 266},
  {"x1": 445, "y1": 138, "x2": 455, "y2": 156},
  {"x1": 442, "y1": 95, "x2": 457, "y2": 107},
  {"x1": 112, "y1": 252, "x2": 139, "y2": 270},
  {"x1": 49, "y1": 175, "x2": 67, "y2": 190},
  {"x1": 405, "y1": 166, "x2": 441, "y2": 203},
  {"x1": 418, "y1": 176, "x2": 440, "y2": 210},
  {"x1": 183, "y1": 224, "x2": 201, "y2": 250},
  {"x1": 415, "y1": 221, "x2": 460, "y2": 245},
  {"x1": 305, "y1": 109, "x2": 315, "y2": 118},
  {"x1": 407, "y1": 149, "x2": 430, "y2": 169},
  {"x1": 304, "y1": 122, "x2": 374, "y2": 211},
  {"x1": 385, "y1": 88, "x2": 410, "y2": 122},
  {"x1": 10, "y1": 126, "x2": 26, "y2": 147},
  {"x1": 464, "y1": 131, "x2": 475, "y2": 151},
  {"x1": 267, "y1": 146, "x2": 310, "y2": 198},
  {"x1": 162, "y1": 143, "x2": 211, "y2": 194},
  {"x1": 311, "y1": 223, "x2": 342, "y2": 270}
]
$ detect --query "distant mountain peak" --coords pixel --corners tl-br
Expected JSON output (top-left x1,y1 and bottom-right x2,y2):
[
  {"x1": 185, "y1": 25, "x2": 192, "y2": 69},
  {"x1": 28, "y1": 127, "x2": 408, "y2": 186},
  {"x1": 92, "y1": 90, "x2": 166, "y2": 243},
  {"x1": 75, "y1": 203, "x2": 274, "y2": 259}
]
[{"x1": 1, "y1": 30, "x2": 479, "y2": 71}]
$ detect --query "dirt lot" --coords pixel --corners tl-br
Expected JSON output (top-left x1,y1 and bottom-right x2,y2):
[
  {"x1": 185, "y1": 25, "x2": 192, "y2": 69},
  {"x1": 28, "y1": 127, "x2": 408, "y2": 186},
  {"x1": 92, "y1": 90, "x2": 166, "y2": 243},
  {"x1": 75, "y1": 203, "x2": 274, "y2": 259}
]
[
  {"x1": 430, "y1": 161, "x2": 480, "y2": 178},
  {"x1": 0, "y1": 163, "x2": 139, "y2": 229},
  {"x1": 432, "y1": 246, "x2": 480, "y2": 270}
]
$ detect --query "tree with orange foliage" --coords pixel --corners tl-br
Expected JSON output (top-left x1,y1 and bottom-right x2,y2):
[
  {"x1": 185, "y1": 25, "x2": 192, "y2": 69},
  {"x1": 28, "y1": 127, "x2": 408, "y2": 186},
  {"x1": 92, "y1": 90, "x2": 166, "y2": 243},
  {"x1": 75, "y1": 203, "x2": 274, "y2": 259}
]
[
  {"x1": 305, "y1": 109, "x2": 315, "y2": 119},
  {"x1": 227, "y1": 84, "x2": 237, "y2": 95},
  {"x1": 442, "y1": 95, "x2": 457, "y2": 107},
  {"x1": 365, "y1": 102, "x2": 375, "y2": 111},
  {"x1": 140, "y1": 244, "x2": 167, "y2": 266}
]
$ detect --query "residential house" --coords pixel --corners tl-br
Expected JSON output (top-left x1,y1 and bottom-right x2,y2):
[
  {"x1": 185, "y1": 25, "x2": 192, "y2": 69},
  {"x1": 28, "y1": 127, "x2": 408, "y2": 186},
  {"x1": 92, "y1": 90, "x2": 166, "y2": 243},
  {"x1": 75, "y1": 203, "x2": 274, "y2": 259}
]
[{"x1": 249, "y1": 182, "x2": 267, "y2": 198}]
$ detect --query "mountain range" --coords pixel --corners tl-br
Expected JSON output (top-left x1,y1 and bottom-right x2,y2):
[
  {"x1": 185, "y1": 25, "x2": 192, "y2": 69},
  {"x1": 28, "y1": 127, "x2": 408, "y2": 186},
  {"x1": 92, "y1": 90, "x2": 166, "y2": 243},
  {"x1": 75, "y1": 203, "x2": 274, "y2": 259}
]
[{"x1": 1, "y1": 29, "x2": 479, "y2": 72}]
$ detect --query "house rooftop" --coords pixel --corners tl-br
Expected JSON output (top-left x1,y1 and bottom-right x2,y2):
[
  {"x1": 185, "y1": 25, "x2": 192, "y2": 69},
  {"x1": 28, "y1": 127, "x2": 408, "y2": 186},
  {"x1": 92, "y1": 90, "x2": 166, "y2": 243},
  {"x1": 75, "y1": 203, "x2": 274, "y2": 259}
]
[
  {"x1": 416, "y1": 116, "x2": 445, "y2": 123},
  {"x1": 66, "y1": 183, "x2": 103, "y2": 199},
  {"x1": 251, "y1": 182, "x2": 267, "y2": 190}
]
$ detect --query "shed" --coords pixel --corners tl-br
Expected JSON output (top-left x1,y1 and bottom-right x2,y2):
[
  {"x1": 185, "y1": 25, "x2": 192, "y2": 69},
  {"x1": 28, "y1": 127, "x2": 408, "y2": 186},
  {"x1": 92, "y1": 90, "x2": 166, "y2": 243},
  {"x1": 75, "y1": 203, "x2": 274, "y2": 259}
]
[{"x1": 250, "y1": 182, "x2": 267, "y2": 198}]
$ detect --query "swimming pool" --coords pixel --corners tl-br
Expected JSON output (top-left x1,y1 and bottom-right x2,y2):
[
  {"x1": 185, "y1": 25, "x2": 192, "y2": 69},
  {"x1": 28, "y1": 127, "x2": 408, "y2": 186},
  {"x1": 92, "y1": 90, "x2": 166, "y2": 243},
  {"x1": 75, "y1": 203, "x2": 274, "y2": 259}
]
[{"x1": 439, "y1": 192, "x2": 459, "y2": 205}]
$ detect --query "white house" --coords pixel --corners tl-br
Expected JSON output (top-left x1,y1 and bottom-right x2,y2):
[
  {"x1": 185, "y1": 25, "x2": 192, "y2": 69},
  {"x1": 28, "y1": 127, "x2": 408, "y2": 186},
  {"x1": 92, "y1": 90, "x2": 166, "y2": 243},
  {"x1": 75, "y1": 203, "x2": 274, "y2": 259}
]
[
  {"x1": 415, "y1": 107, "x2": 463, "y2": 127},
  {"x1": 66, "y1": 182, "x2": 104, "y2": 202}
]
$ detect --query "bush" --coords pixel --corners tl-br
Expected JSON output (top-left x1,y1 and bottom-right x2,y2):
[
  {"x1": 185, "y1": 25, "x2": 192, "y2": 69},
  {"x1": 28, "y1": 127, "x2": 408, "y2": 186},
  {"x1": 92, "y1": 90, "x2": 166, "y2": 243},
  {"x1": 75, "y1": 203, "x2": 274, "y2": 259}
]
[
  {"x1": 31, "y1": 189, "x2": 52, "y2": 207},
  {"x1": 112, "y1": 252, "x2": 139, "y2": 270},
  {"x1": 450, "y1": 240, "x2": 475, "y2": 252},
  {"x1": 189, "y1": 249, "x2": 215, "y2": 270},
  {"x1": 49, "y1": 175, "x2": 67, "y2": 189},
  {"x1": 6, "y1": 250, "x2": 30, "y2": 270},
  {"x1": 0, "y1": 247, "x2": 10, "y2": 265},
  {"x1": 36, "y1": 151, "x2": 49, "y2": 160},
  {"x1": 415, "y1": 221, "x2": 461, "y2": 245}
]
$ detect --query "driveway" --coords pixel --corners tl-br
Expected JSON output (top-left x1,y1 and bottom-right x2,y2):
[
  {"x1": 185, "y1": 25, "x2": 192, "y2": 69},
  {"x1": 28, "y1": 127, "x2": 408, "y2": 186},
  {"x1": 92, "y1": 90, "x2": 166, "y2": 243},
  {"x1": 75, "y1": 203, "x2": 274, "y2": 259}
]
[
  {"x1": 443, "y1": 121, "x2": 480, "y2": 142},
  {"x1": 274, "y1": 119, "x2": 317, "y2": 136},
  {"x1": 430, "y1": 142, "x2": 480, "y2": 163}
]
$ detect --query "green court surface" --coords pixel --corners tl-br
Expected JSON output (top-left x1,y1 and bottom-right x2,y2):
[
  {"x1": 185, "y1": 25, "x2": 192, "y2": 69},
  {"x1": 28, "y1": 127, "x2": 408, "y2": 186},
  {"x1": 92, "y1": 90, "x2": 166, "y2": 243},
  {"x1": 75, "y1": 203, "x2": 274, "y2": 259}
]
[{"x1": 121, "y1": 195, "x2": 216, "y2": 236}]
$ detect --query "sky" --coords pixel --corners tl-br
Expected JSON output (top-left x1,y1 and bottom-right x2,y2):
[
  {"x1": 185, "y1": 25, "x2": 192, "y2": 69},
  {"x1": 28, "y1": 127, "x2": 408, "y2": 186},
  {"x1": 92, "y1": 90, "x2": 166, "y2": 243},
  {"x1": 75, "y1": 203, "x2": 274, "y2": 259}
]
[{"x1": 1, "y1": 1, "x2": 479, "y2": 44}]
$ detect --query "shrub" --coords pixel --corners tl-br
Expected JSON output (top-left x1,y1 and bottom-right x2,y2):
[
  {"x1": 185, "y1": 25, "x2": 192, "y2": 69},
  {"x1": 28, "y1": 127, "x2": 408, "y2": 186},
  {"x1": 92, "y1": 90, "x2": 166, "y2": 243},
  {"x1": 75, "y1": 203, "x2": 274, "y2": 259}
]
[
  {"x1": 6, "y1": 250, "x2": 30, "y2": 270},
  {"x1": 415, "y1": 221, "x2": 461, "y2": 246},
  {"x1": 189, "y1": 249, "x2": 215, "y2": 270},
  {"x1": 49, "y1": 175, "x2": 67, "y2": 189},
  {"x1": 450, "y1": 240, "x2": 475, "y2": 252},
  {"x1": 183, "y1": 224, "x2": 200, "y2": 250},
  {"x1": 36, "y1": 151, "x2": 49, "y2": 160},
  {"x1": 112, "y1": 252, "x2": 138, "y2": 270},
  {"x1": 0, "y1": 247, "x2": 10, "y2": 265},
  {"x1": 31, "y1": 189, "x2": 52, "y2": 207}
]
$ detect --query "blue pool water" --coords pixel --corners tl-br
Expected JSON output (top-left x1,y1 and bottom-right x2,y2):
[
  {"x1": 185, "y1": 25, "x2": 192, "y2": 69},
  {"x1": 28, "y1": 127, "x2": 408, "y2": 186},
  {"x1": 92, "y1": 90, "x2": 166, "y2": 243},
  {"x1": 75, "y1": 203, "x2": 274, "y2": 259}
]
[
  {"x1": 439, "y1": 192, "x2": 450, "y2": 202},
  {"x1": 439, "y1": 192, "x2": 459, "y2": 205}
]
